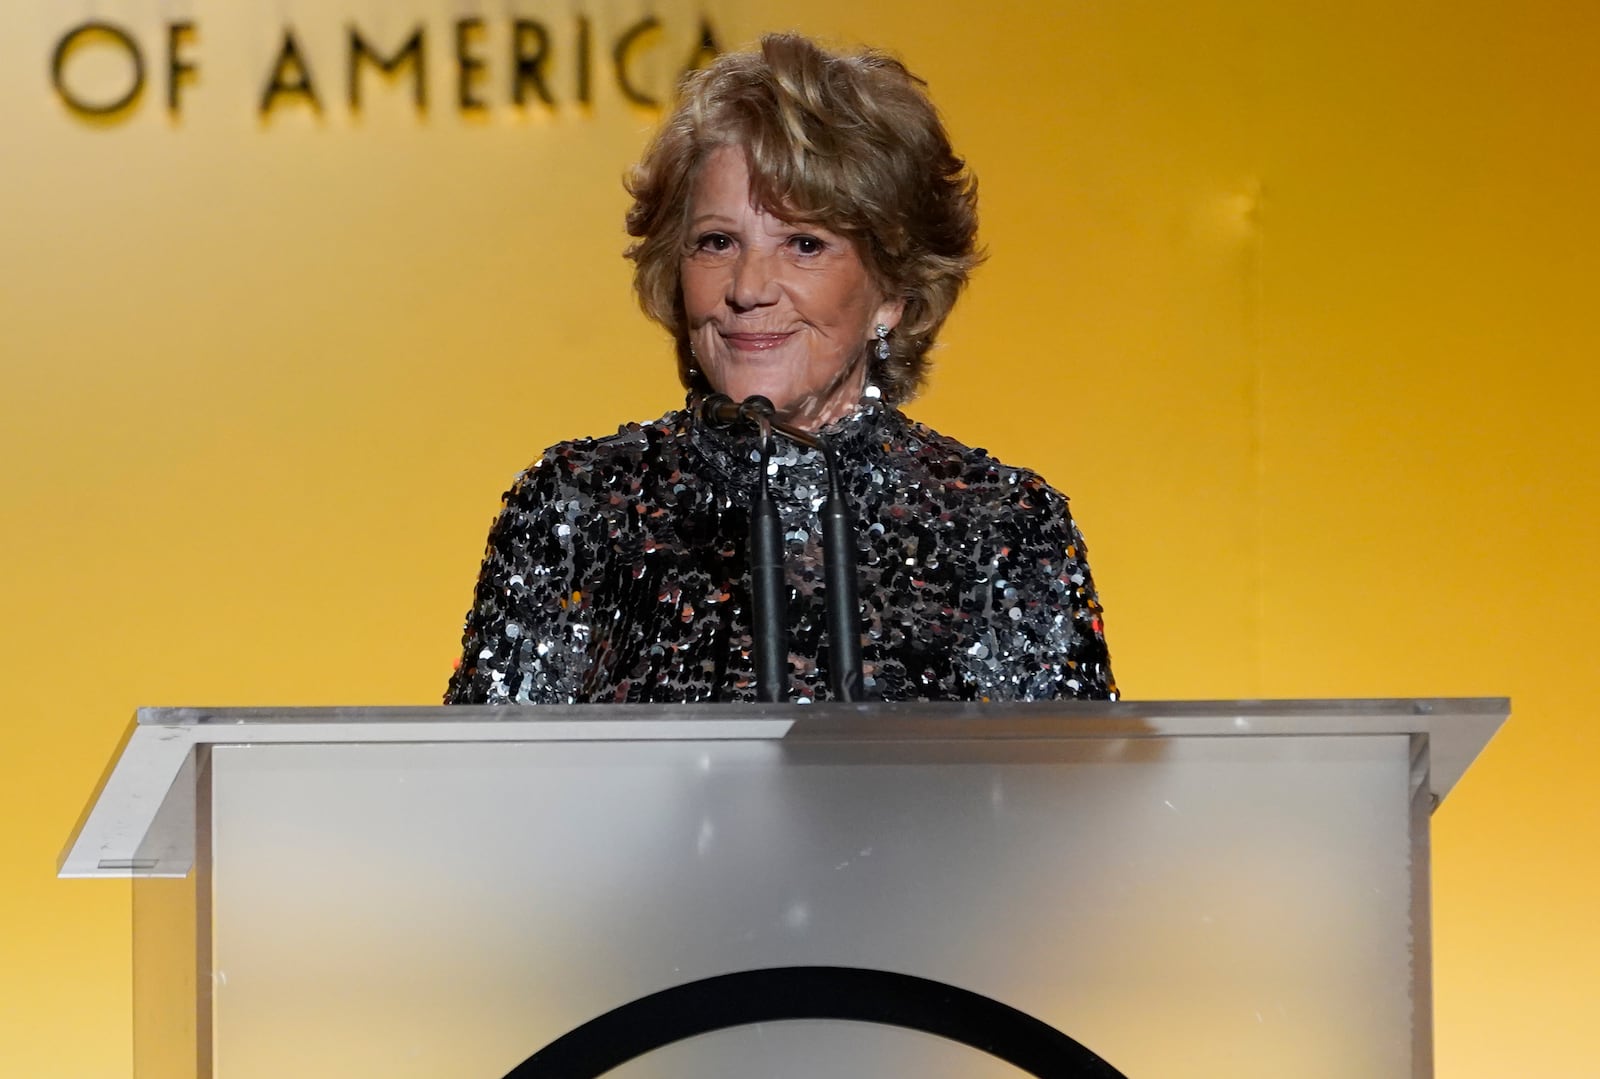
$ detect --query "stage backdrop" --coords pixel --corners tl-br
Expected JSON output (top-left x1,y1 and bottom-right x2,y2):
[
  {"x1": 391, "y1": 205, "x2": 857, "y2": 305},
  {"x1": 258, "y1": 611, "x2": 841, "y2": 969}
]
[{"x1": 2, "y1": 0, "x2": 1596, "y2": 1074}]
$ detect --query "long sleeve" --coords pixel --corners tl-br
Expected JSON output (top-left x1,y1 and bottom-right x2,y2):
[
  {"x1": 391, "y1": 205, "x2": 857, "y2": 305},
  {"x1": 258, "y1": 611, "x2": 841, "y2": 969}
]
[
  {"x1": 964, "y1": 474, "x2": 1117, "y2": 701},
  {"x1": 444, "y1": 454, "x2": 599, "y2": 705}
]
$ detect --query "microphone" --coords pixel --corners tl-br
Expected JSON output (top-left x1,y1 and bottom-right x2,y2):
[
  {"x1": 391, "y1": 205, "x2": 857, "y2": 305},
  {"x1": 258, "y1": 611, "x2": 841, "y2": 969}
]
[
  {"x1": 696, "y1": 393, "x2": 775, "y2": 431},
  {"x1": 749, "y1": 443, "x2": 788, "y2": 704},
  {"x1": 698, "y1": 394, "x2": 788, "y2": 702},
  {"x1": 819, "y1": 448, "x2": 864, "y2": 702}
]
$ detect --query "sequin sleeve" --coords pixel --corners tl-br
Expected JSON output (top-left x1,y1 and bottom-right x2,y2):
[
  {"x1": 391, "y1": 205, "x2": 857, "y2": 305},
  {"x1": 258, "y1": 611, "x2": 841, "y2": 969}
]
[
  {"x1": 444, "y1": 452, "x2": 600, "y2": 705},
  {"x1": 968, "y1": 474, "x2": 1118, "y2": 701}
]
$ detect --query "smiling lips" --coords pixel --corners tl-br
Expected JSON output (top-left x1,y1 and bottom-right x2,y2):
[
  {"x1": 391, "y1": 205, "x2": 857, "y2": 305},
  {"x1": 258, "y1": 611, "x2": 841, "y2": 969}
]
[{"x1": 722, "y1": 332, "x2": 795, "y2": 352}]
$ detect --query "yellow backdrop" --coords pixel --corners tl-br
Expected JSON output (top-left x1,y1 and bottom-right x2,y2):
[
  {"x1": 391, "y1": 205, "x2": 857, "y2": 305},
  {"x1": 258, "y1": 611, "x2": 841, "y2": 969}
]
[{"x1": 2, "y1": 1, "x2": 1596, "y2": 1074}]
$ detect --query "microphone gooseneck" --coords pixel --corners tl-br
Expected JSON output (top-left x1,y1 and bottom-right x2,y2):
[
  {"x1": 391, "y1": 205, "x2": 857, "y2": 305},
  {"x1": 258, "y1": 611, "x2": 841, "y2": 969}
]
[
  {"x1": 819, "y1": 443, "x2": 864, "y2": 702},
  {"x1": 748, "y1": 420, "x2": 788, "y2": 703}
]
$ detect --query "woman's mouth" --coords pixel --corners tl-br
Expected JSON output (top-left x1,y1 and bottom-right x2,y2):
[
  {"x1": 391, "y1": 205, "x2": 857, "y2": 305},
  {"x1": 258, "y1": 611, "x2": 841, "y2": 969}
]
[{"x1": 722, "y1": 332, "x2": 794, "y2": 352}]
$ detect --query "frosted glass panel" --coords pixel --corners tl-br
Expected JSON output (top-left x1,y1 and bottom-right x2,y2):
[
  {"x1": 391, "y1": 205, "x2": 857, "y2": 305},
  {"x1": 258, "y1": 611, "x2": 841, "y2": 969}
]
[{"x1": 197, "y1": 733, "x2": 1420, "y2": 1078}]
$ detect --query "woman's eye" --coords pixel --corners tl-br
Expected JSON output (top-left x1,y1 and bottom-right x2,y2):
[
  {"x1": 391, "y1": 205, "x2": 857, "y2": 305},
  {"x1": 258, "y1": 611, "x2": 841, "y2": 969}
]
[
  {"x1": 791, "y1": 235, "x2": 825, "y2": 255},
  {"x1": 695, "y1": 233, "x2": 734, "y2": 253}
]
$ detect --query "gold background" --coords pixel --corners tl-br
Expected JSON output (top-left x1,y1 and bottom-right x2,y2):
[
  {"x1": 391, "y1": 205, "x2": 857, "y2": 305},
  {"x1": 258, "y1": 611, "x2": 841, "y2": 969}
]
[{"x1": 2, "y1": 0, "x2": 1596, "y2": 1073}]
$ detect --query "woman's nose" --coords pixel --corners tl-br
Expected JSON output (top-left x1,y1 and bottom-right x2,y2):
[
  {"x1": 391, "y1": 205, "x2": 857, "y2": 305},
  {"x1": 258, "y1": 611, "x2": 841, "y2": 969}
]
[{"x1": 727, "y1": 249, "x2": 779, "y2": 310}]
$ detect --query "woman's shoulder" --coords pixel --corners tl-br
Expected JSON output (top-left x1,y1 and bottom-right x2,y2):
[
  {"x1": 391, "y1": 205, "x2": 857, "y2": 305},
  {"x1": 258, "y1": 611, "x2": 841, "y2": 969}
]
[
  {"x1": 504, "y1": 409, "x2": 691, "y2": 506},
  {"x1": 893, "y1": 413, "x2": 1071, "y2": 515}
]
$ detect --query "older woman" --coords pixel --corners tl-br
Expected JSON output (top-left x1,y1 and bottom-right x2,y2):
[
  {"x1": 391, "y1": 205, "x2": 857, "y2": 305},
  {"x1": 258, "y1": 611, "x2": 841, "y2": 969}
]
[{"x1": 446, "y1": 33, "x2": 1115, "y2": 705}]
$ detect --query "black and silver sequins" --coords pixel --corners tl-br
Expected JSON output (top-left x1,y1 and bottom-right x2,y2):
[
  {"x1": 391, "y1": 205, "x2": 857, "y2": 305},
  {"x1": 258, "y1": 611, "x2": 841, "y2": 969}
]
[{"x1": 446, "y1": 397, "x2": 1116, "y2": 705}]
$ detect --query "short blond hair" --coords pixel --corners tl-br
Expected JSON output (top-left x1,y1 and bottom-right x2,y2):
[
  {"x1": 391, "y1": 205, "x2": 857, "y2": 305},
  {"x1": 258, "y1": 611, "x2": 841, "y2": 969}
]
[{"x1": 624, "y1": 33, "x2": 981, "y2": 404}]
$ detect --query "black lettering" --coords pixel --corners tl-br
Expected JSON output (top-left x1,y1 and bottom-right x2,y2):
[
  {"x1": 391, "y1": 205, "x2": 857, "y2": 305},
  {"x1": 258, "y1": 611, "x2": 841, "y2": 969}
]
[
  {"x1": 613, "y1": 17, "x2": 660, "y2": 108},
  {"x1": 683, "y1": 19, "x2": 721, "y2": 75},
  {"x1": 51, "y1": 20, "x2": 145, "y2": 117},
  {"x1": 575, "y1": 15, "x2": 591, "y2": 106},
  {"x1": 455, "y1": 18, "x2": 486, "y2": 112},
  {"x1": 348, "y1": 25, "x2": 426, "y2": 111},
  {"x1": 511, "y1": 20, "x2": 552, "y2": 106},
  {"x1": 166, "y1": 21, "x2": 197, "y2": 115},
  {"x1": 260, "y1": 29, "x2": 322, "y2": 115}
]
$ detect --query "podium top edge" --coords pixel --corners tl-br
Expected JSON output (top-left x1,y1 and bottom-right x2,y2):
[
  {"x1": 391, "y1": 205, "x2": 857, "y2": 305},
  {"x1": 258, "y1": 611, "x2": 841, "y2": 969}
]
[
  {"x1": 62, "y1": 697, "x2": 1509, "y2": 877},
  {"x1": 129, "y1": 697, "x2": 1510, "y2": 812},
  {"x1": 136, "y1": 697, "x2": 1509, "y2": 729}
]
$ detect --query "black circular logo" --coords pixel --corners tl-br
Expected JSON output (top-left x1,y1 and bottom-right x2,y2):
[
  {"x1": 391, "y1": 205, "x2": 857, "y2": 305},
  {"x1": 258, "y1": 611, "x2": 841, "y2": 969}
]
[{"x1": 502, "y1": 966, "x2": 1128, "y2": 1078}]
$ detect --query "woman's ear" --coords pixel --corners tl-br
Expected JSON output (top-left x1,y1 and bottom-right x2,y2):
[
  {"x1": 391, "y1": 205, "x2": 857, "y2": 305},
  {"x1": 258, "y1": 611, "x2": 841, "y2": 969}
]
[{"x1": 873, "y1": 295, "x2": 907, "y2": 333}]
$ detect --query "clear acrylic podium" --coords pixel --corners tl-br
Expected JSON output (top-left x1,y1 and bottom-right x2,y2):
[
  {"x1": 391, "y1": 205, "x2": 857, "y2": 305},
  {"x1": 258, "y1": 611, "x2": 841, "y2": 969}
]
[{"x1": 60, "y1": 698, "x2": 1506, "y2": 1079}]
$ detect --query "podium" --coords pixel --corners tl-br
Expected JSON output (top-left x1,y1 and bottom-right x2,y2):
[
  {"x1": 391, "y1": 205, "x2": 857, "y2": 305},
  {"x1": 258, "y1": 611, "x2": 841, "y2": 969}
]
[{"x1": 60, "y1": 699, "x2": 1506, "y2": 1078}]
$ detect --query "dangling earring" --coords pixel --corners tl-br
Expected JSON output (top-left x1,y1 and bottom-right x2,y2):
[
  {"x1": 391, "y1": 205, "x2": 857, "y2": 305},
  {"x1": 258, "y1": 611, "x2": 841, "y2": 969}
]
[{"x1": 873, "y1": 324, "x2": 891, "y2": 361}]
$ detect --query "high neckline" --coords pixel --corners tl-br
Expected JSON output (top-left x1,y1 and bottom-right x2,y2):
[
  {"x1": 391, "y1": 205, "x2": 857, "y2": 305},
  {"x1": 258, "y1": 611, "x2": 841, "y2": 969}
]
[{"x1": 684, "y1": 391, "x2": 902, "y2": 492}]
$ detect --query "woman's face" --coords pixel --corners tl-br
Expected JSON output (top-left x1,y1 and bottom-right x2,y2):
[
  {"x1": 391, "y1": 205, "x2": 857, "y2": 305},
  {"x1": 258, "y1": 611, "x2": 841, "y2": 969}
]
[{"x1": 681, "y1": 145, "x2": 903, "y2": 431}]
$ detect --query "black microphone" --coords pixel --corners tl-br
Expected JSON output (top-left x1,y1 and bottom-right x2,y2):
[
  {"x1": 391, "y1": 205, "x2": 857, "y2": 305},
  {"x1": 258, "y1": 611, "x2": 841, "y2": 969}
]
[
  {"x1": 699, "y1": 394, "x2": 789, "y2": 702},
  {"x1": 697, "y1": 393, "x2": 775, "y2": 430},
  {"x1": 819, "y1": 445, "x2": 864, "y2": 702},
  {"x1": 749, "y1": 439, "x2": 788, "y2": 704}
]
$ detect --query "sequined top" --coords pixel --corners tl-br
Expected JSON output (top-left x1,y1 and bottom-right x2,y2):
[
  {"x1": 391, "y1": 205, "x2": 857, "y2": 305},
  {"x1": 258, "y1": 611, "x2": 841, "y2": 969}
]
[{"x1": 445, "y1": 397, "x2": 1115, "y2": 705}]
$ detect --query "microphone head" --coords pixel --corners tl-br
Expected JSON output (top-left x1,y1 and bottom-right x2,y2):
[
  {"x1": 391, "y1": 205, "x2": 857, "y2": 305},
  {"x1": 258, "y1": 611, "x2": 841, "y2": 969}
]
[
  {"x1": 697, "y1": 393, "x2": 776, "y2": 430},
  {"x1": 736, "y1": 395, "x2": 776, "y2": 421},
  {"x1": 697, "y1": 393, "x2": 737, "y2": 427}
]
